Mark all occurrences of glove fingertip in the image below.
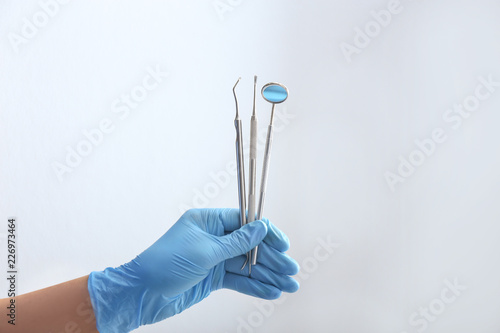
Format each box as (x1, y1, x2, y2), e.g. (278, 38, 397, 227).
(268, 289, 282, 300)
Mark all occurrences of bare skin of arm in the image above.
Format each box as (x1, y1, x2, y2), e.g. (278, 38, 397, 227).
(0, 275, 98, 333)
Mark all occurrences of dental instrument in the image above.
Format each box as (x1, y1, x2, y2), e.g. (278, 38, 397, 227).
(250, 82, 289, 266)
(233, 77, 248, 245)
(246, 75, 258, 273)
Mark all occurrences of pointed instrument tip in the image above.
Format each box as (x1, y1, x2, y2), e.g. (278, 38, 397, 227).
(233, 77, 241, 91)
(233, 77, 241, 117)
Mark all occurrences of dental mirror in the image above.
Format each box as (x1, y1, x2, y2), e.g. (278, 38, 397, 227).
(250, 81, 289, 267)
(261, 83, 289, 104)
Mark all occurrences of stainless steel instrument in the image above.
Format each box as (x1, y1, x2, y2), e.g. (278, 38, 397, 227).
(231, 78, 289, 272)
(250, 82, 288, 266)
(233, 78, 247, 232)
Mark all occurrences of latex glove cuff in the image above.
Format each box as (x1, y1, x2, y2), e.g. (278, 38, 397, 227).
(88, 264, 144, 333)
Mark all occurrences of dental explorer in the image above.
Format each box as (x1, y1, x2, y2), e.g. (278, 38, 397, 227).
(250, 82, 289, 266)
(233, 77, 248, 250)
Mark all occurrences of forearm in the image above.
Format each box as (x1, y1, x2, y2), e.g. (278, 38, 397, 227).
(0, 275, 98, 333)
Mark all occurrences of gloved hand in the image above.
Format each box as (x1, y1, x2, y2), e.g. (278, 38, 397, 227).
(88, 208, 300, 333)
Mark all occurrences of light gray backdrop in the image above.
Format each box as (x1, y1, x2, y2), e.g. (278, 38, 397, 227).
(1, 0, 500, 332)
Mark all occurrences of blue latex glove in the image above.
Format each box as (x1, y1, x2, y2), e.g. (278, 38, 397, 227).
(88, 208, 300, 333)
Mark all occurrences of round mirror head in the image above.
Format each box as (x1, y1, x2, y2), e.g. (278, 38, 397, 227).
(261, 83, 288, 104)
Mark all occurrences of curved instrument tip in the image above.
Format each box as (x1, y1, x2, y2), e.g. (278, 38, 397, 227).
(233, 77, 241, 91)
(233, 77, 241, 117)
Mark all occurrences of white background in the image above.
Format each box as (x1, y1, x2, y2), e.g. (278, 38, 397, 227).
(1, 0, 500, 332)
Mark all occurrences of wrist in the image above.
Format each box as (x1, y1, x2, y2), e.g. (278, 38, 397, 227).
(88, 264, 144, 333)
